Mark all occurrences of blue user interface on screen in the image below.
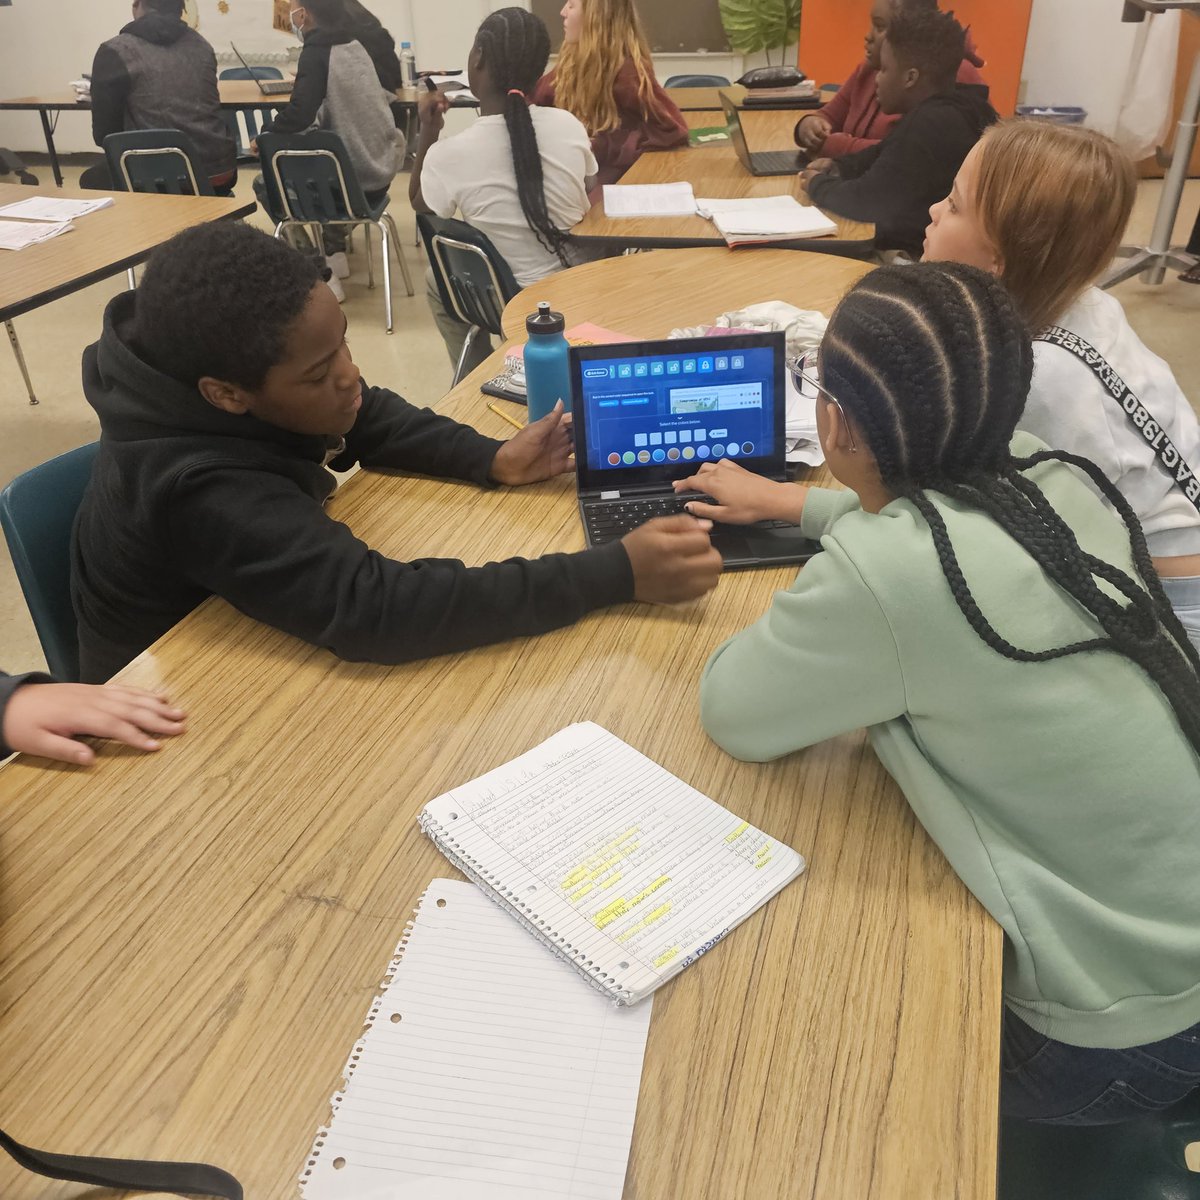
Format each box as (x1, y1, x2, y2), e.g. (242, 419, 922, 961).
(581, 346, 776, 471)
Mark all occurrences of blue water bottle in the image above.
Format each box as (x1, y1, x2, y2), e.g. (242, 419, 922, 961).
(524, 301, 572, 423)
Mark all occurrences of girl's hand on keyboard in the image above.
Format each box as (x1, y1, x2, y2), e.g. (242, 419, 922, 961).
(673, 460, 807, 525)
(623, 516, 722, 604)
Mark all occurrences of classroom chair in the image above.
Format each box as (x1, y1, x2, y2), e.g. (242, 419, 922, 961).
(103, 129, 224, 197)
(416, 213, 520, 386)
(1, 147, 39, 405)
(0, 442, 100, 682)
(664, 73, 731, 88)
(998, 1088, 1200, 1200)
(258, 130, 415, 334)
(218, 65, 283, 161)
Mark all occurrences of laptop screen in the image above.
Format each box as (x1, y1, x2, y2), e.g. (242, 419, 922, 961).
(571, 332, 786, 492)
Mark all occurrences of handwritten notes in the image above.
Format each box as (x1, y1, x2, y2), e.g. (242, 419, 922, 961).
(300, 880, 651, 1200)
(420, 723, 806, 1003)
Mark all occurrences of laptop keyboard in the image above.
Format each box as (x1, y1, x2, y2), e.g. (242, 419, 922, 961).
(753, 150, 804, 173)
(584, 494, 796, 544)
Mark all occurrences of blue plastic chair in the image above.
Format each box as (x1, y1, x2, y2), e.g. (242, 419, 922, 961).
(0, 443, 100, 681)
(258, 130, 414, 331)
(219, 65, 284, 159)
(103, 129, 217, 196)
(664, 73, 731, 88)
(416, 213, 520, 385)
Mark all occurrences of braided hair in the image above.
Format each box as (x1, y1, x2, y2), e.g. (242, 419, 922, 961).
(821, 261, 1200, 751)
(474, 8, 572, 267)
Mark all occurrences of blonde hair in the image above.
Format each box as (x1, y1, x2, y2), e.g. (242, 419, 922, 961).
(973, 119, 1136, 332)
(554, 0, 665, 134)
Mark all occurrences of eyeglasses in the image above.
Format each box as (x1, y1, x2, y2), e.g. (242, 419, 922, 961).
(788, 352, 857, 452)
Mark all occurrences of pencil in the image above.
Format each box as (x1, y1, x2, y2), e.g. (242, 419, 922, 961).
(487, 402, 525, 431)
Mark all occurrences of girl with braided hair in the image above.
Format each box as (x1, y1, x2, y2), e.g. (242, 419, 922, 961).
(410, 8, 596, 374)
(531, 0, 687, 188)
(694, 262, 1200, 1124)
(922, 118, 1200, 651)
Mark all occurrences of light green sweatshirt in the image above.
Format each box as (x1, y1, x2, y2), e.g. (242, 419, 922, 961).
(700, 433, 1200, 1050)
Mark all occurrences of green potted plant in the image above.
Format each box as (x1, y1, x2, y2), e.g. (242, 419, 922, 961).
(718, 0, 802, 67)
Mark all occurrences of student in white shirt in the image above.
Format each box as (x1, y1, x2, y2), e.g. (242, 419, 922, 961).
(923, 119, 1200, 649)
(410, 7, 597, 376)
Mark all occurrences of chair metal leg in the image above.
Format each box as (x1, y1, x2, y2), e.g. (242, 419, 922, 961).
(383, 211, 415, 297)
(451, 327, 481, 387)
(5, 321, 38, 405)
(126, 267, 137, 289)
(378, 219, 394, 334)
(365, 221, 376, 291)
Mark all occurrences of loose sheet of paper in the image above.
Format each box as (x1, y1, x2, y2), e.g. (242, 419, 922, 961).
(300, 879, 651, 1200)
(602, 182, 697, 218)
(0, 219, 73, 251)
(0, 195, 114, 222)
(422, 723, 805, 1002)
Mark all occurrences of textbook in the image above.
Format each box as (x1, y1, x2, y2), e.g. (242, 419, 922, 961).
(419, 723, 806, 1005)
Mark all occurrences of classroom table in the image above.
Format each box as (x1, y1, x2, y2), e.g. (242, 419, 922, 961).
(0, 245, 1002, 1199)
(572, 109, 874, 256)
(664, 84, 747, 111)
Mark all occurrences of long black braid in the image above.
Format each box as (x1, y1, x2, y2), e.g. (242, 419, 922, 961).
(821, 261, 1200, 753)
(474, 8, 572, 267)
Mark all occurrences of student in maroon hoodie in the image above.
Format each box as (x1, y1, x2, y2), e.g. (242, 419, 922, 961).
(794, 0, 986, 161)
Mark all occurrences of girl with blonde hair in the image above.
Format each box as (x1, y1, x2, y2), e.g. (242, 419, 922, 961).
(531, 0, 687, 188)
(921, 118, 1200, 649)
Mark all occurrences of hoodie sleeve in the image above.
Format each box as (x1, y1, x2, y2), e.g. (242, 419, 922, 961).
(0, 670, 55, 758)
(263, 42, 329, 135)
(165, 467, 635, 666)
(90, 42, 131, 149)
(332, 386, 503, 485)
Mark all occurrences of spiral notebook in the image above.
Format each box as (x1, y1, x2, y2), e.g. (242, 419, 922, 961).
(418, 722, 806, 1005)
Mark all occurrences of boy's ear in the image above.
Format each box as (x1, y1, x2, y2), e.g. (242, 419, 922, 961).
(197, 376, 250, 416)
(903, 65, 920, 91)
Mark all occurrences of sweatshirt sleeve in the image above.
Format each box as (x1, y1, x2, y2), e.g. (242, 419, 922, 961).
(263, 43, 329, 135)
(807, 116, 925, 223)
(165, 467, 634, 666)
(0, 670, 55, 758)
(821, 129, 886, 159)
(699, 536, 906, 762)
(89, 43, 131, 149)
(333, 386, 503, 485)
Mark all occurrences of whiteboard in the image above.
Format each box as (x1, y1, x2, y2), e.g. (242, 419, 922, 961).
(531, 0, 731, 53)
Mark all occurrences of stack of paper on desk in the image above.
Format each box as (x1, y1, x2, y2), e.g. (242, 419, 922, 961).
(696, 196, 837, 246)
(0, 194, 114, 222)
(0, 219, 73, 252)
(602, 182, 697, 218)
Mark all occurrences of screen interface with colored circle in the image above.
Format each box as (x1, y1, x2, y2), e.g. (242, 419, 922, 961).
(579, 345, 777, 473)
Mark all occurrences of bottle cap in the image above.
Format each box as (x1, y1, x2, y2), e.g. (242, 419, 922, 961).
(526, 300, 565, 335)
(401, 41, 412, 48)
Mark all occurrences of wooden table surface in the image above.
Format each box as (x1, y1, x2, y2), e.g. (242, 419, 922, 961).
(572, 110, 873, 252)
(0, 252, 1001, 1200)
(0, 183, 255, 322)
(0, 82, 295, 112)
(665, 84, 747, 111)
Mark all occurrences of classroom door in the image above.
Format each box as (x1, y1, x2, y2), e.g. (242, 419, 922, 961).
(798, 0, 1034, 116)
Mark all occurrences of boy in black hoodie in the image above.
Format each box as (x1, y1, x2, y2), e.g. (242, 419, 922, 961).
(804, 6, 996, 259)
(71, 222, 721, 684)
(82, 0, 235, 192)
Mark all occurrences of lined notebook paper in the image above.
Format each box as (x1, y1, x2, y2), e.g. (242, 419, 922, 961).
(300, 879, 651, 1200)
(420, 723, 806, 1005)
(601, 182, 697, 218)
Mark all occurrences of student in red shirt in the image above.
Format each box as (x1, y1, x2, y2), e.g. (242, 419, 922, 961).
(795, 0, 986, 161)
(531, 0, 687, 189)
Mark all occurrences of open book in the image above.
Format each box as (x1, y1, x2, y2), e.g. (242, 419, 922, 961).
(419, 723, 806, 1005)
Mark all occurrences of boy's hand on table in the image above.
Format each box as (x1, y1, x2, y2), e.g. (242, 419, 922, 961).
(3, 683, 187, 766)
(623, 515, 723, 604)
(800, 158, 833, 192)
(490, 401, 574, 485)
(674, 460, 808, 525)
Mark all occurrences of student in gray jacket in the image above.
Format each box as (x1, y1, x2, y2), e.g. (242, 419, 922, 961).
(82, 0, 236, 192)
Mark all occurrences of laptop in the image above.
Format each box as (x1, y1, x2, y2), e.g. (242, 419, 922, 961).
(720, 91, 805, 176)
(230, 44, 292, 95)
(570, 332, 820, 570)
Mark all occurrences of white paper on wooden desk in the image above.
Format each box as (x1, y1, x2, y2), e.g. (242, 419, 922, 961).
(0, 195, 113, 222)
(299, 878, 652, 1200)
(0, 218, 73, 251)
(602, 182, 697, 218)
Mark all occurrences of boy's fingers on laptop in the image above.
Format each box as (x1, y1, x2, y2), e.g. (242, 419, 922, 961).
(623, 516, 723, 604)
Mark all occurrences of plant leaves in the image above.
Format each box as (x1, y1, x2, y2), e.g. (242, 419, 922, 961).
(717, 0, 802, 55)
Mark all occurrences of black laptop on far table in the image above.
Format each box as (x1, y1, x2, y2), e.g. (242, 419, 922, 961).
(230, 44, 292, 95)
(570, 332, 820, 569)
(720, 91, 805, 176)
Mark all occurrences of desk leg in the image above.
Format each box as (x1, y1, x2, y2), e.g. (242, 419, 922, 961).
(39, 110, 64, 188)
(6, 322, 39, 406)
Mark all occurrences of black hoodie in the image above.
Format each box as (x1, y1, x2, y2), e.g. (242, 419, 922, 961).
(71, 292, 634, 684)
(808, 88, 997, 257)
(90, 13, 236, 179)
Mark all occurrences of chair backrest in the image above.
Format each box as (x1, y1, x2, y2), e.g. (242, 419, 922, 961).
(664, 73, 731, 88)
(416, 213, 520, 338)
(219, 65, 285, 81)
(257, 131, 371, 224)
(0, 443, 100, 682)
(103, 129, 215, 196)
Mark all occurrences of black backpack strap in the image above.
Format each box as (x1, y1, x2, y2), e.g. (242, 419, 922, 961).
(0, 1126, 242, 1199)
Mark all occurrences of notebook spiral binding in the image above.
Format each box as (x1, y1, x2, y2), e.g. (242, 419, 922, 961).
(418, 812, 635, 1005)
(297, 903, 422, 1194)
